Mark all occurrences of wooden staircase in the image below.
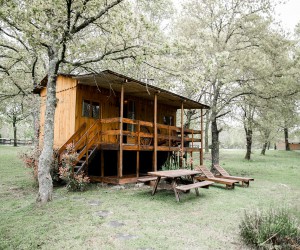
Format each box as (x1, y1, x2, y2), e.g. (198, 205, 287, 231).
(58, 120, 101, 175)
(73, 146, 98, 174)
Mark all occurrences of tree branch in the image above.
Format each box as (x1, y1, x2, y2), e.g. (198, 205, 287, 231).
(70, 0, 124, 34)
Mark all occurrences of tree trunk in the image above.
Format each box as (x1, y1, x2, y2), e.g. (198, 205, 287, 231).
(33, 109, 40, 149)
(261, 142, 267, 155)
(184, 109, 193, 129)
(37, 57, 59, 204)
(13, 116, 17, 147)
(211, 117, 219, 166)
(205, 111, 210, 153)
(267, 141, 270, 150)
(244, 128, 252, 160)
(284, 127, 290, 151)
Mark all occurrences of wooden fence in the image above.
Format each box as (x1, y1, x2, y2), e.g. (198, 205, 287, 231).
(0, 138, 33, 146)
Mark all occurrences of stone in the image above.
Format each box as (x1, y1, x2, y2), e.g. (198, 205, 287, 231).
(108, 221, 125, 227)
(115, 233, 138, 240)
(95, 210, 112, 218)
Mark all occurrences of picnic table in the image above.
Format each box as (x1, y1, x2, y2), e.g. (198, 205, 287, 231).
(147, 169, 213, 202)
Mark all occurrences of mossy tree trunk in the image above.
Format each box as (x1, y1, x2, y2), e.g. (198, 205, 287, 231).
(37, 53, 60, 204)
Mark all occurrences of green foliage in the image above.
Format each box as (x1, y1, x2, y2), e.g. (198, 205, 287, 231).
(240, 208, 300, 249)
(59, 143, 90, 192)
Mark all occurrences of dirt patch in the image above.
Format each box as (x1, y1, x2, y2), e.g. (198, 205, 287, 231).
(108, 221, 125, 228)
(88, 200, 102, 206)
(115, 233, 138, 240)
(95, 210, 112, 218)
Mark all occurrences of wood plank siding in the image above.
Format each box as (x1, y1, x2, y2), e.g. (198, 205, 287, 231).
(39, 76, 77, 148)
(36, 70, 209, 184)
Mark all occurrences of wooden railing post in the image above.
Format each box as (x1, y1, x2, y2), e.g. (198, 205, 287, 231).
(118, 83, 124, 178)
(180, 101, 184, 168)
(191, 129, 194, 169)
(153, 92, 158, 171)
(137, 120, 140, 177)
(200, 108, 203, 165)
(85, 134, 89, 167)
(168, 125, 171, 149)
(101, 150, 104, 178)
(137, 121, 141, 150)
(99, 119, 102, 144)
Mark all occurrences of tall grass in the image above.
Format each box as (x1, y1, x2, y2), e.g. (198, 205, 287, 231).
(240, 208, 300, 249)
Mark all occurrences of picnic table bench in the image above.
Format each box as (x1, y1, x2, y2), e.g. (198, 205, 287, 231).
(147, 169, 213, 202)
(137, 176, 166, 183)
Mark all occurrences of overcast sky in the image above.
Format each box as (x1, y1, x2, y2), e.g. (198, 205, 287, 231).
(275, 0, 300, 32)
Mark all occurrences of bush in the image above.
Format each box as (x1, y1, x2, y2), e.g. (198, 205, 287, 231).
(20, 148, 61, 184)
(19, 147, 41, 183)
(240, 208, 300, 249)
(59, 143, 90, 191)
(20, 147, 62, 185)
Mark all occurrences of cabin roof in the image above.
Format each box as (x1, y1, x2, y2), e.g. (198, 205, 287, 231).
(34, 70, 209, 109)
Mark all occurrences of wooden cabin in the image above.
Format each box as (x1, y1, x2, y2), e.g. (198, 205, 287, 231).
(276, 142, 300, 150)
(34, 70, 209, 184)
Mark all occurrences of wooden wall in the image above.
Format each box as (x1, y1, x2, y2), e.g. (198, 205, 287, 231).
(123, 95, 177, 124)
(75, 85, 119, 131)
(277, 142, 300, 150)
(75, 85, 177, 139)
(39, 75, 77, 148)
(40, 78, 178, 148)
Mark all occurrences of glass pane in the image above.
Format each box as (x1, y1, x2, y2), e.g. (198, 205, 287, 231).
(92, 102, 100, 119)
(82, 100, 91, 117)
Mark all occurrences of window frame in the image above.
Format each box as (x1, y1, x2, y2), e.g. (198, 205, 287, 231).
(82, 99, 100, 119)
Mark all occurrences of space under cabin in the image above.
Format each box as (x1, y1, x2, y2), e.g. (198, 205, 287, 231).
(34, 70, 209, 184)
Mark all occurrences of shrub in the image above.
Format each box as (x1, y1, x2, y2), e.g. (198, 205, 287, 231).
(240, 208, 300, 249)
(59, 143, 90, 191)
(19, 147, 41, 183)
(20, 147, 61, 184)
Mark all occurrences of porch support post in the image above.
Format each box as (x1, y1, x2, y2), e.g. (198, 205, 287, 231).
(153, 92, 158, 171)
(200, 108, 203, 165)
(118, 83, 124, 178)
(136, 151, 140, 177)
(101, 150, 104, 178)
(180, 101, 184, 168)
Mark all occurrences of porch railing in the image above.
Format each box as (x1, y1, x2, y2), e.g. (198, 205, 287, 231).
(99, 117, 202, 149)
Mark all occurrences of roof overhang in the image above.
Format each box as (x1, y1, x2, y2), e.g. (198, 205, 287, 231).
(34, 70, 210, 110)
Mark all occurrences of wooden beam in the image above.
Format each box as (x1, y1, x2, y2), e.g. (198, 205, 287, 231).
(153, 92, 158, 171)
(200, 108, 203, 165)
(136, 151, 140, 177)
(101, 150, 104, 178)
(180, 102, 184, 168)
(118, 84, 124, 178)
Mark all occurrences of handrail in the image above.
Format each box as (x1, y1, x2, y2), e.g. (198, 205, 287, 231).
(59, 116, 202, 175)
(73, 119, 100, 150)
(58, 122, 87, 157)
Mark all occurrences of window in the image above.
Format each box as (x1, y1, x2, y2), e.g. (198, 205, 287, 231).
(82, 100, 91, 117)
(92, 102, 100, 119)
(163, 116, 174, 126)
(82, 99, 100, 118)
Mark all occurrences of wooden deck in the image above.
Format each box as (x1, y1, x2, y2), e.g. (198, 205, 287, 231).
(89, 175, 139, 184)
(59, 116, 204, 184)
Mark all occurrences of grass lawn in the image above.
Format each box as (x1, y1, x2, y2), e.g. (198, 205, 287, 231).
(0, 146, 299, 250)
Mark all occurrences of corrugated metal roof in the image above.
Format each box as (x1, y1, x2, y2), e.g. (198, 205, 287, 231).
(34, 69, 209, 109)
